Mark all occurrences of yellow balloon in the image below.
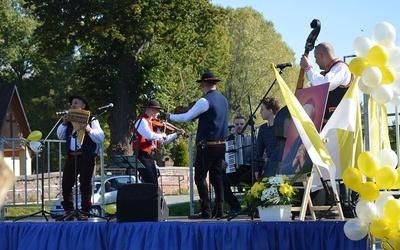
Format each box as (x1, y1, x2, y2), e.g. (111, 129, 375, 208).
(380, 66, 396, 84)
(358, 151, 380, 178)
(342, 168, 363, 192)
(349, 57, 369, 76)
(376, 166, 398, 189)
(360, 182, 380, 201)
(368, 45, 389, 67)
(383, 199, 400, 222)
(105, 204, 117, 214)
(370, 218, 391, 239)
(27, 130, 42, 141)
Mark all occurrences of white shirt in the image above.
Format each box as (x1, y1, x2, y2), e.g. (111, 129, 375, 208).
(169, 98, 209, 122)
(306, 62, 352, 91)
(134, 118, 178, 145)
(57, 118, 104, 151)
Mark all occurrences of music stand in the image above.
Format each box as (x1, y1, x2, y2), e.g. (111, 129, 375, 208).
(111, 155, 145, 182)
(108, 155, 145, 221)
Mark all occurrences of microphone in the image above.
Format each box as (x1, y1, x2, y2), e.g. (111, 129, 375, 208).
(144, 86, 161, 99)
(98, 103, 114, 110)
(56, 111, 68, 115)
(275, 62, 293, 69)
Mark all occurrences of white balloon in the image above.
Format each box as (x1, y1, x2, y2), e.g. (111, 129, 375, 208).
(361, 66, 382, 87)
(358, 78, 375, 94)
(391, 72, 400, 92)
(372, 22, 396, 48)
(388, 94, 400, 107)
(29, 141, 42, 153)
(378, 148, 398, 168)
(353, 36, 374, 57)
(372, 84, 393, 104)
(375, 192, 395, 218)
(388, 46, 400, 69)
(356, 200, 377, 223)
(343, 218, 369, 241)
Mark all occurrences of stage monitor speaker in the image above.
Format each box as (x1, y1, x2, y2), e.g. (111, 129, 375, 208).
(116, 183, 169, 222)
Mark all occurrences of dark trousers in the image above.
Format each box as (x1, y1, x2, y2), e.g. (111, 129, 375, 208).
(223, 165, 251, 209)
(137, 151, 158, 186)
(194, 144, 225, 216)
(62, 154, 95, 212)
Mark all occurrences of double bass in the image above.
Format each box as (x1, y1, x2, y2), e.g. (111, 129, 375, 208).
(274, 19, 321, 172)
(296, 19, 321, 90)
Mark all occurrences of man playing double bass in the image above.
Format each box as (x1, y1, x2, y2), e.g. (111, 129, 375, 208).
(300, 42, 353, 125)
(300, 42, 355, 218)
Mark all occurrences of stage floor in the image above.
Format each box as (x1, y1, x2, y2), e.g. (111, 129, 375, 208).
(0, 215, 368, 250)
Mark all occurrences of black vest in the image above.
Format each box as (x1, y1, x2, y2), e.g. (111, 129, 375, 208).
(65, 114, 98, 158)
(196, 90, 228, 142)
(323, 60, 353, 123)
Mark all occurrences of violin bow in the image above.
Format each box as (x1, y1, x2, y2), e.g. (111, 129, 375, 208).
(296, 19, 321, 90)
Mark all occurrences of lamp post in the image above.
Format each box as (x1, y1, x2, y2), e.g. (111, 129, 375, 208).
(343, 54, 356, 63)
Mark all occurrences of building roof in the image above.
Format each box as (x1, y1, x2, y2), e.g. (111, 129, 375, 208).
(0, 83, 31, 139)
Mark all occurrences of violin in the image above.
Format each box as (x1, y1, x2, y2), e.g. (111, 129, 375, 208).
(151, 118, 175, 132)
(174, 101, 196, 114)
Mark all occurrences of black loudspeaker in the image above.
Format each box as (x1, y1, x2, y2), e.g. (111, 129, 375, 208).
(116, 183, 169, 222)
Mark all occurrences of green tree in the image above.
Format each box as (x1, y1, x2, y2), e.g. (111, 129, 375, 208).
(23, 0, 230, 157)
(223, 7, 298, 125)
(172, 138, 190, 167)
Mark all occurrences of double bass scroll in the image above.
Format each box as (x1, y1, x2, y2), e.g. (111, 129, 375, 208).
(296, 19, 321, 90)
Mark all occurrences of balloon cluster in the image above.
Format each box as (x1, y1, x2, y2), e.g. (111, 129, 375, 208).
(349, 22, 400, 105)
(27, 130, 43, 153)
(342, 148, 400, 247)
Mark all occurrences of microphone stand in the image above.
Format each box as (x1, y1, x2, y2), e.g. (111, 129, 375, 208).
(14, 117, 64, 222)
(226, 67, 288, 221)
(57, 108, 109, 221)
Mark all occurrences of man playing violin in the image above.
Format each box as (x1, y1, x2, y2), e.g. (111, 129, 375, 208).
(166, 72, 228, 219)
(132, 99, 184, 186)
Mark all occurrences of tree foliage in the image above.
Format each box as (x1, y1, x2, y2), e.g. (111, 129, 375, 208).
(223, 7, 298, 125)
(23, 0, 230, 157)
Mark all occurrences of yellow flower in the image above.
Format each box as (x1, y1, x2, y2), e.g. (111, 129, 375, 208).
(250, 182, 265, 198)
(279, 183, 293, 196)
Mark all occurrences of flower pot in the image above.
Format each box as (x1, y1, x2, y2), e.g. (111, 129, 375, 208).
(258, 205, 292, 221)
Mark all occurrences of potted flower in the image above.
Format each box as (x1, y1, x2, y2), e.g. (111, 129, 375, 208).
(245, 175, 298, 221)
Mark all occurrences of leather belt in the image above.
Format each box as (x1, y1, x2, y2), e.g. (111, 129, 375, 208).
(139, 150, 156, 156)
(197, 140, 226, 146)
(68, 150, 82, 156)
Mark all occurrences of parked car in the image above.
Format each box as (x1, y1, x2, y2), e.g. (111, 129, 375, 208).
(50, 175, 140, 219)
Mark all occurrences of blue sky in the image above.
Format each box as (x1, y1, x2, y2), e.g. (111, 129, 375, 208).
(212, 0, 400, 62)
(212, 0, 400, 117)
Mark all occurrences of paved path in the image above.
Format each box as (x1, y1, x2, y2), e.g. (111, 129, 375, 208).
(164, 194, 199, 205)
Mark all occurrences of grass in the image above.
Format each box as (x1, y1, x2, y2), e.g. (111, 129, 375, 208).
(2, 194, 246, 219)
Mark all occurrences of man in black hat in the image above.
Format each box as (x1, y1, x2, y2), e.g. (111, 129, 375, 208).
(166, 72, 228, 219)
(132, 99, 184, 185)
(56, 95, 105, 221)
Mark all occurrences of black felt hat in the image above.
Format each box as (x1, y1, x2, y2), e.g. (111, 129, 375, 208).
(69, 95, 90, 110)
(147, 100, 162, 109)
(196, 72, 221, 83)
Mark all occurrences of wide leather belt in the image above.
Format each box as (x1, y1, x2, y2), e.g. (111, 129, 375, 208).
(68, 150, 82, 156)
(197, 140, 226, 146)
